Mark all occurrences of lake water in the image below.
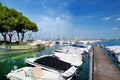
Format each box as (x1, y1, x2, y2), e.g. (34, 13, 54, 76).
(1, 40, 120, 80)
(0, 44, 89, 80)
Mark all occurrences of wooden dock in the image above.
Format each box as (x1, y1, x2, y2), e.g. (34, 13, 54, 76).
(93, 46, 120, 80)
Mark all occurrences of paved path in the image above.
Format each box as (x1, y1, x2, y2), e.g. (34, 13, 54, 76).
(93, 46, 120, 80)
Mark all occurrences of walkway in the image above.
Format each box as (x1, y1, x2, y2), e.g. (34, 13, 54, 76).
(93, 46, 120, 80)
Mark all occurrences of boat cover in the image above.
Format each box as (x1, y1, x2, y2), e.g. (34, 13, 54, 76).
(34, 56, 72, 71)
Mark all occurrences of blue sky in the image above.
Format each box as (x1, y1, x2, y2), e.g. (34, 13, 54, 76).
(0, 0, 120, 39)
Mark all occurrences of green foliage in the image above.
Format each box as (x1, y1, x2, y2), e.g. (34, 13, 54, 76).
(0, 2, 38, 44)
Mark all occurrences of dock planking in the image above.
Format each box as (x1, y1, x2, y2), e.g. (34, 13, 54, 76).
(93, 46, 120, 80)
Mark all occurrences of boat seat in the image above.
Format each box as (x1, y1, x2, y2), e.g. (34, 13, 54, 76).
(31, 66, 44, 79)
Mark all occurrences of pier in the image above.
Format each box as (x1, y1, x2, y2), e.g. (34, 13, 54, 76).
(93, 46, 120, 80)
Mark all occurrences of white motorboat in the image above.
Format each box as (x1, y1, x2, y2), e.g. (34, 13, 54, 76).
(112, 49, 120, 57)
(71, 44, 91, 53)
(53, 51, 83, 67)
(52, 45, 90, 67)
(117, 55, 120, 63)
(105, 46, 120, 63)
(105, 46, 120, 52)
(7, 66, 64, 80)
(25, 55, 77, 80)
(55, 46, 87, 54)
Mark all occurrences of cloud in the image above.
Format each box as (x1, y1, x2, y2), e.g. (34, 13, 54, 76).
(116, 17, 120, 21)
(102, 17, 111, 20)
(112, 27, 118, 30)
(29, 14, 73, 39)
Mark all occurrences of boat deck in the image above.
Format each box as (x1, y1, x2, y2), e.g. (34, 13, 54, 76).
(93, 46, 120, 80)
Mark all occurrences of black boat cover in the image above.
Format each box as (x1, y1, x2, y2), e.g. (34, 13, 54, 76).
(34, 56, 72, 71)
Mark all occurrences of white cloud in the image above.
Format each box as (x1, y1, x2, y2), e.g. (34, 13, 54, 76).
(30, 14, 73, 39)
(102, 17, 111, 20)
(116, 17, 120, 21)
(112, 27, 118, 30)
(56, 17, 61, 24)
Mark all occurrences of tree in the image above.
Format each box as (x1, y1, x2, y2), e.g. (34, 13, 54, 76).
(0, 3, 9, 44)
(20, 18, 38, 42)
(16, 15, 38, 42)
(7, 17, 17, 43)
(7, 8, 19, 43)
(0, 2, 38, 44)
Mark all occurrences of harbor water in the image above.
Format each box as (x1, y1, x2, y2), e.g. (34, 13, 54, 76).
(1, 40, 120, 80)
(0, 44, 89, 80)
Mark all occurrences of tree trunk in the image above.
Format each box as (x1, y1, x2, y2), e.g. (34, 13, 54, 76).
(1, 32, 7, 45)
(4, 34, 7, 45)
(17, 32, 20, 42)
(10, 36, 12, 43)
(21, 30, 27, 43)
(8, 32, 15, 43)
(8, 34, 12, 43)
(21, 32, 24, 42)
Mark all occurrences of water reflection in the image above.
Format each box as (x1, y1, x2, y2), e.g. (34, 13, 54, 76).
(0, 44, 89, 80)
(0, 51, 38, 80)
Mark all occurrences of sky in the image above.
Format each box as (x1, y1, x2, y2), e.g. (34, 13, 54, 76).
(0, 0, 120, 40)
